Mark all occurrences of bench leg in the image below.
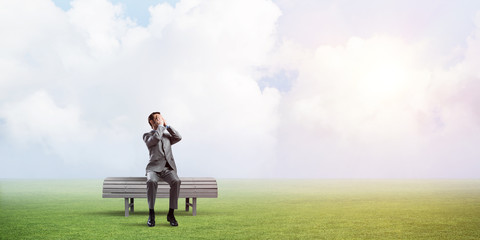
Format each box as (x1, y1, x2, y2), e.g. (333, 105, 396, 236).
(192, 197, 197, 216)
(124, 198, 129, 217)
(124, 198, 134, 217)
(130, 198, 134, 213)
(184, 198, 196, 216)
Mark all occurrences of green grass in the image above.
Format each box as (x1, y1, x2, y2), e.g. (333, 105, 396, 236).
(1, 179, 479, 239)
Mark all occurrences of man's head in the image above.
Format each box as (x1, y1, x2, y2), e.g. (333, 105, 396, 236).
(148, 112, 161, 128)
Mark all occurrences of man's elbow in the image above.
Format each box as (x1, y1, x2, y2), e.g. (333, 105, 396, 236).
(172, 135, 182, 144)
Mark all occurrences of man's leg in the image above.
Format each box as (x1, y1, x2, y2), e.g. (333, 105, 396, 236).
(159, 169, 181, 226)
(146, 171, 160, 227)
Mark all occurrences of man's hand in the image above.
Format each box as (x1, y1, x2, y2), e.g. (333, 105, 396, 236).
(161, 115, 167, 127)
(153, 114, 164, 129)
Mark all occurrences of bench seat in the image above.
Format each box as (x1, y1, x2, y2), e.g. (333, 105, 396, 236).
(102, 177, 218, 216)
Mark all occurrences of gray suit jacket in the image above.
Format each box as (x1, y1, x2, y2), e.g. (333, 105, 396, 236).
(143, 125, 182, 174)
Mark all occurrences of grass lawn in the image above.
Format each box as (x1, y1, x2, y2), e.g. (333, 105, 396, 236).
(1, 179, 479, 239)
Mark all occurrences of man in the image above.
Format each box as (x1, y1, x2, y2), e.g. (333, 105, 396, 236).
(143, 112, 182, 227)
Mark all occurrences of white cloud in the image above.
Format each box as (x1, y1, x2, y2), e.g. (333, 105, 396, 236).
(0, 0, 282, 178)
(1, 0, 479, 178)
(271, 29, 480, 178)
(1, 90, 88, 146)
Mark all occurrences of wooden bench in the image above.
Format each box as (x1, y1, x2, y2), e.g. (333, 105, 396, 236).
(102, 177, 218, 217)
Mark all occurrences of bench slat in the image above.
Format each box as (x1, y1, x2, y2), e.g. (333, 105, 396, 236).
(103, 187, 218, 191)
(103, 181, 217, 185)
(103, 188, 218, 193)
(102, 193, 217, 198)
(103, 185, 217, 190)
(104, 177, 216, 181)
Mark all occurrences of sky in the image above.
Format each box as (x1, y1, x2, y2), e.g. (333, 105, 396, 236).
(1, 0, 480, 179)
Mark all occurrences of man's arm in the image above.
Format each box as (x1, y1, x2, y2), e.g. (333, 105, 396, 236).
(161, 116, 181, 145)
(143, 126, 167, 148)
(166, 126, 182, 145)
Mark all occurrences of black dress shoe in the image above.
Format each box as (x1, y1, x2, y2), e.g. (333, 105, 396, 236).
(167, 215, 178, 227)
(147, 212, 155, 227)
(147, 217, 155, 227)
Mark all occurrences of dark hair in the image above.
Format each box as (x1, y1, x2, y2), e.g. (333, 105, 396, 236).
(148, 112, 160, 127)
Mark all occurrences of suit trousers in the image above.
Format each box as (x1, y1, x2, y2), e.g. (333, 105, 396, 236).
(146, 168, 181, 210)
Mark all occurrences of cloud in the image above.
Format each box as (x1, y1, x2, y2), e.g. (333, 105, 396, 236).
(0, 0, 282, 178)
(270, 27, 480, 178)
(1, 0, 480, 178)
(1, 90, 88, 149)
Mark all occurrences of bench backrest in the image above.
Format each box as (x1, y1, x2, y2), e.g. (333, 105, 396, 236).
(102, 177, 218, 198)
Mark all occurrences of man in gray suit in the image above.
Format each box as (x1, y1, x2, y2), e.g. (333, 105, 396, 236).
(143, 112, 182, 227)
